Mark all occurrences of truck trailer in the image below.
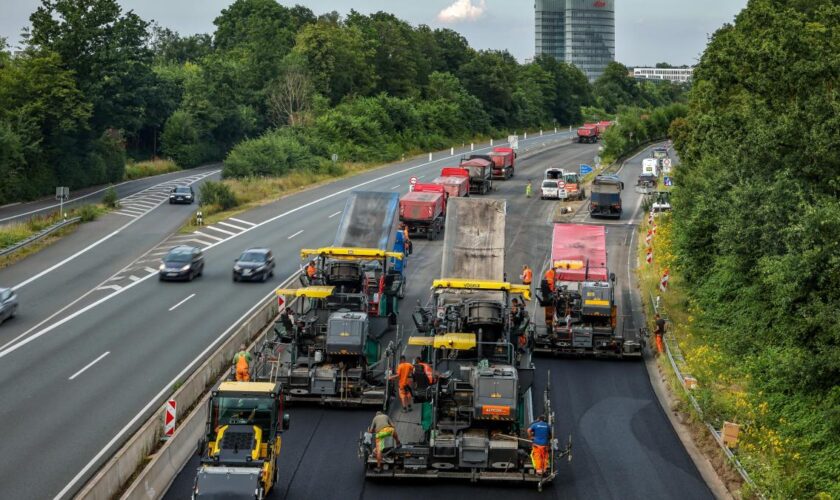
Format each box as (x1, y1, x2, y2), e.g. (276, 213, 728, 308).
(576, 124, 599, 144)
(589, 175, 623, 218)
(400, 183, 446, 240)
(489, 147, 516, 179)
(459, 157, 494, 195)
(533, 224, 642, 358)
(432, 167, 470, 199)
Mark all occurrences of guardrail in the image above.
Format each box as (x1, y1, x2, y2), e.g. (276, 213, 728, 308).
(649, 291, 764, 499)
(0, 216, 81, 258)
(74, 273, 299, 500)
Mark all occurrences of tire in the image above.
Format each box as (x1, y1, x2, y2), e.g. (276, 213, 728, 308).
(398, 281, 406, 299)
(233, 273, 239, 282)
(187, 270, 194, 282)
(261, 271, 268, 282)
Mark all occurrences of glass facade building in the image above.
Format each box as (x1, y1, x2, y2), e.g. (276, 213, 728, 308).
(535, 0, 615, 82)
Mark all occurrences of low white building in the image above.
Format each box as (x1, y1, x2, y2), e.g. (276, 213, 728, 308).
(633, 67, 693, 83)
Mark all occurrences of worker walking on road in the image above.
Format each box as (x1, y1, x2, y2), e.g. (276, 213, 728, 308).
(544, 266, 557, 293)
(233, 344, 251, 382)
(368, 411, 400, 472)
(520, 265, 533, 286)
(526, 180, 533, 198)
(653, 313, 666, 354)
(528, 415, 551, 476)
(390, 355, 414, 412)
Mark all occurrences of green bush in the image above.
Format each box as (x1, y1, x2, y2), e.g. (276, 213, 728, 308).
(76, 205, 100, 222)
(223, 129, 320, 178)
(199, 181, 238, 210)
(102, 186, 119, 208)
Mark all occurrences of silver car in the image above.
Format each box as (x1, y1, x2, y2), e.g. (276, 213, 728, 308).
(0, 287, 18, 324)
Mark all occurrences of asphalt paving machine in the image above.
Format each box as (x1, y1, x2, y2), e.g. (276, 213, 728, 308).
(192, 381, 290, 499)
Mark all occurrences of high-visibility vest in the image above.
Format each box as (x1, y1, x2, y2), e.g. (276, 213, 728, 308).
(523, 268, 533, 284)
(306, 265, 317, 278)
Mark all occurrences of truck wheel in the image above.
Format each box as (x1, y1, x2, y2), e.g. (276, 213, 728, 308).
(427, 228, 435, 241)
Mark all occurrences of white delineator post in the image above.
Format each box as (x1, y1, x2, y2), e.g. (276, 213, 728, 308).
(428, 152, 432, 161)
(450, 147, 454, 156)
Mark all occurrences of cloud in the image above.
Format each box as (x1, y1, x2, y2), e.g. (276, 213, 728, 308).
(437, 0, 487, 23)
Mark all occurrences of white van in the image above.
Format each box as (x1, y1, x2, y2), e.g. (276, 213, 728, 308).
(541, 179, 560, 199)
(642, 158, 659, 177)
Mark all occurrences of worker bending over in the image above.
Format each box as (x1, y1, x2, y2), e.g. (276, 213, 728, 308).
(233, 344, 251, 382)
(528, 414, 551, 476)
(520, 265, 533, 286)
(390, 355, 414, 412)
(369, 411, 400, 472)
(305, 260, 317, 283)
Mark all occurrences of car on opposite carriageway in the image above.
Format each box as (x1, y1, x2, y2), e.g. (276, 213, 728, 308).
(232, 248, 275, 282)
(159, 245, 205, 281)
(0, 287, 18, 324)
(169, 186, 195, 204)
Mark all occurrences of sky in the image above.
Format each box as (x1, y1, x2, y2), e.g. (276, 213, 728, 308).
(1, 0, 748, 66)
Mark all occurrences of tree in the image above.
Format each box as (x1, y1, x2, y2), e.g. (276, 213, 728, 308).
(534, 54, 591, 124)
(150, 26, 212, 64)
(266, 55, 314, 127)
(459, 50, 519, 128)
(433, 28, 474, 74)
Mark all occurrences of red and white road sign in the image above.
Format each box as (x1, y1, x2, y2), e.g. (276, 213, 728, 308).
(660, 269, 670, 291)
(645, 230, 652, 245)
(164, 399, 177, 437)
(646, 248, 653, 264)
(409, 176, 418, 185)
(558, 181, 566, 188)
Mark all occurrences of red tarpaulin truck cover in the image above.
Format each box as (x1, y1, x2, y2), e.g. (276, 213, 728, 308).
(433, 168, 470, 198)
(551, 223, 608, 282)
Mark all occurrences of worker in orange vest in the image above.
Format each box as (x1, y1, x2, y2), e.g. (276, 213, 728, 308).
(521, 265, 533, 285)
(544, 267, 556, 293)
(528, 415, 551, 475)
(305, 260, 317, 282)
(401, 223, 412, 256)
(389, 355, 414, 412)
(233, 344, 251, 382)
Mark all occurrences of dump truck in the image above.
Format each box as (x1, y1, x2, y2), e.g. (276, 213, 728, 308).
(533, 224, 642, 358)
(576, 124, 599, 143)
(489, 146, 516, 179)
(596, 121, 612, 134)
(433, 167, 470, 199)
(399, 183, 446, 240)
(193, 381, 290, 499)
(459, 157, 494, 195)
(359, 198, 571, 490)
(589, 175, 623, 218)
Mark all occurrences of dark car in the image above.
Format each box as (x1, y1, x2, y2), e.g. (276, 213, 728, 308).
(0, 287, 18, 324)
(169, 186, 195, 204)
(233, 248, 275, 282)
(159, 245, 204, 281)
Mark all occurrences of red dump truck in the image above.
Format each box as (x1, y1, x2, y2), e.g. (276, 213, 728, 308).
(577, 124, 599, 143)
(432, 167, 470, 199)
(459, 157, 493, 195)
(597, 121, 613, 134)
(489, 147, 515, 179)
(399, 183, 447, 240)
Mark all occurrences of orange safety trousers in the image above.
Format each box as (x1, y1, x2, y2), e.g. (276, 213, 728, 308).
(235, 356, 250, 382)
(655, 334, 664, 354)
(531, 444, 549, 474)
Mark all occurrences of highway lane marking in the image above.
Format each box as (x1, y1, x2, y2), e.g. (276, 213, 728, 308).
(417, 175, 425, 179)
(205, 225, 235, 236)
(328, 211, 342, 218)
(10, 170, 220, 292)
(1, 133, 570, 361)
(112, 211, 138, 218)
(124, 200, 157, 209)
(68, 351, 110, 381)
(229, 217, 255, 227)
(391, 184, 400, 189)
(288, 230, 304, 239)
(144, 266, 157, 274)
(218, 221, 247, 231)
(53, 284, 288, 500)
(193, 231, 224, 242)
(169, 293, 196, 312)
(128, 275, 141, 282)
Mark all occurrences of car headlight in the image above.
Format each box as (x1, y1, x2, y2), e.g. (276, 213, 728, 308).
(169, 194, 175, 198)
(180, 264, 191, 271)
(159, 264, 166, 271)
(234, 265, 241, 271)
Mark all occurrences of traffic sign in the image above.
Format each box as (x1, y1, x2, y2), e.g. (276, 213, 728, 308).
(55, 186, 69, 201)
(558, 181, 566, 188)
(507, 135, 519, 151)
(663, 158, 672, 168)
(164, 399, 176, 437)
(579, 164, 593, 175)
(409, 176, 417, 185)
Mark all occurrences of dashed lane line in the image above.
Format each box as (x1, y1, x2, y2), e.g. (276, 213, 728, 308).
(68, 352, 110, 381)
(328, 211, 342, 218)
(288, 230, 304, 239)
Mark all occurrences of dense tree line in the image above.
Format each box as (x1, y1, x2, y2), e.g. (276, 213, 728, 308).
(0, 0, 684, 203)
(670, 0, 839, 495)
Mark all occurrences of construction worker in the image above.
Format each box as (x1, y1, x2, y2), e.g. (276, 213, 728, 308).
(401, 223, 412, 256)
(233, 344, 251, 382)
(653, 313, 666, 354)
(520, 265, 533, 286)
(544, 266, 557, 293)
(305, 260, 317, 283)
(368, 411, 400, 472)
(525, 180, 533, 198)
(413, 356, 436, 396)
(528, 415, 551, 476)
(389, 355, 414, 412)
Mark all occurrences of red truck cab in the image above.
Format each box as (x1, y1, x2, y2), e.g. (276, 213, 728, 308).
(432, 167, 470, 198)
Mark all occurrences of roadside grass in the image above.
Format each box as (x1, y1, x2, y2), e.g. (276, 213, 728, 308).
(635, 213, 812, 499)
(179, 163, 376, 233)
(0, 224, 79, 269)
(124, 159, 180, 180)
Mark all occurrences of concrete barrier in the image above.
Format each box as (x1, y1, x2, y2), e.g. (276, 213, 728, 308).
(75, 290, 281, 500)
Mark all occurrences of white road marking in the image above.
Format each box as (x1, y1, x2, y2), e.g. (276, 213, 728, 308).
(128, 275, 140, 282)
(117, 208, 146, 216)
(96, 285, 122, 292)
(68, 351, 110, 380)
(288, 230, 304, 239)
(229, 217, 255, 227)
(105, 275, 123, 282)
(328, 211, 342, 218)
(169, 293, 196, 312)
(218, 221, 246, 231)
(112, 211, 137, 218)
(193, 231, 224, 242)
(144, 267, 158, 274)
(3, 133, 570, 360)
(123, 200, 157, 209)
(417, 175, 425, 180)
(205, 225, 235, 236)
(391, 184, 400, 189)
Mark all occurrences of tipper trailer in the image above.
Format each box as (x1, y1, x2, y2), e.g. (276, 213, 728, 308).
(576, 124, 599, 143)
(400, 183, 447, 240)
(433, 167, 470, 199)
(488, 147, 516, 179)
(459, 157, 494, 195)
(533, 224, 642, 358)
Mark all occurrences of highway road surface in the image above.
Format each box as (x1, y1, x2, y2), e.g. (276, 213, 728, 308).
(164, 143, 713, 500)
(0, 133, 577, 499)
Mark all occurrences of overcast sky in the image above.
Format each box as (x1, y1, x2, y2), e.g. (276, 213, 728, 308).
(1, 0, 747, 66)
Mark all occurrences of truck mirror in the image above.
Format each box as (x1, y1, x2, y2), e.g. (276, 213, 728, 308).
(283, 413, 291, 430)
(610, 273, 616, 282)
